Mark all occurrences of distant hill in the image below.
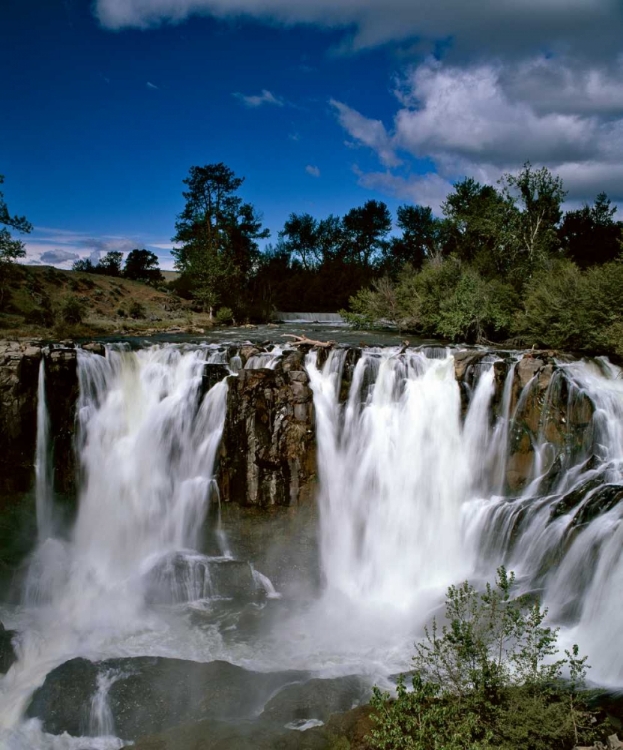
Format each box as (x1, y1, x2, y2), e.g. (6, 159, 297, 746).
(0, 265, 204, 338)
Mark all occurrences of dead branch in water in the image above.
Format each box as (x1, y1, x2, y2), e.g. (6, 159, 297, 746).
(282, 334, 336, 348)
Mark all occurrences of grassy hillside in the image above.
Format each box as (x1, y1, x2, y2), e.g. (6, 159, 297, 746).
(0, 265, 212, 339)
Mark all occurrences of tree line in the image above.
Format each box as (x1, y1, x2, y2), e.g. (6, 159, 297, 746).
(2, 162, 622, 353)
(162, 160, 623, 355)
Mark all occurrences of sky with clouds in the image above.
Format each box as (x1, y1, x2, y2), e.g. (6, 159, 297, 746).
(3, 0, 623, 269)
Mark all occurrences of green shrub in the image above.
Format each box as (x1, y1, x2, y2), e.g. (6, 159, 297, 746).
(215, 306, 234, 325)
(345, 259, 518, 342)
(128, 301, 146, 319)
(24, 307, 54, 327)
(516, 259, 623, 353)
(369, 568, 598, 750)
(60, 295, 85, 324)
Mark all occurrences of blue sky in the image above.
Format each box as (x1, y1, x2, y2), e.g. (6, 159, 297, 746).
(3, 0, 623, 269)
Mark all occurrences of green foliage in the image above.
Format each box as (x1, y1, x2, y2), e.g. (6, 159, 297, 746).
(369, 568, 597, 750)
(96, 250, 124, 277)
(171, 163, 269, 315)
(72, 258, 95, 273)
(517, 259, 623, 353)
(214, 306, 234, 325)
(0, 175, 31, 310)
(128, 301, 146, 319)
(60, 295, 85, 324)
(346, 259, 517, 343)
(123, 248, 163, 283)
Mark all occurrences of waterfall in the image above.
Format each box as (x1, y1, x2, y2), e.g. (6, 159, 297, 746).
(4, 340, 623, 749)
(0, 346, 231, 736)
(307, 346, 623, 685)
(307, 348, 490, 608)
(35, 358, 53, 541)
(88, 671, 119, 738)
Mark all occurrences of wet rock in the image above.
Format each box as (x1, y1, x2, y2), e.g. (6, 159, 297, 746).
(0, 621, 17, 674)
(45, 346, 79, 495)
(571, 484, 623, 527)
(27, 656, 309, 740)
(218, 368, 316, 508)
(145, 554, 259, 604)
(261, 675, 371, 724)
(339, 348, 362, 403)
(238, 345, 261, 366)
(453, 350, 487, 383)
(505, 354, 595, 493)
(0, 340, 43, 494)
(201, 363, 229, 394)
(549, 471, 603, 520)
(210, 558, 258, 599)
(81, 342, 106, 356)
(124, 701, 374, 750)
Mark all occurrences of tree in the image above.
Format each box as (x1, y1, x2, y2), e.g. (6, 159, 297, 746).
(342, 200, 392, 268)
(500, 163, 567, 272)
(280, 213, 321, 271)
(124, 248, 163, 283)
(559, 193, 622, 268)
(96, 250, 123, 277)
(385, 204, 445, 274)
(442, 178, 518, 277)
(72, 258, 96, 273)
(0, 175, 31, 307)
(172, 163, 268, 316)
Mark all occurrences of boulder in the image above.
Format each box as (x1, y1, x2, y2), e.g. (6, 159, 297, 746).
(27, 656, 309, 740)
(261, 675, 371, 724)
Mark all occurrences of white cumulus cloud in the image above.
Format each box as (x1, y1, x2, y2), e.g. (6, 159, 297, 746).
(305, 165, 321, 177)
(94, 0, 623, 61)
(334, 57, 623, 205)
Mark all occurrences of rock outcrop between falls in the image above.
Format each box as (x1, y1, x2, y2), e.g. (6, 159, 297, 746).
(0, 340, 603, 512)
(0, 341, 78, 499)
(218, 350, 317, 507)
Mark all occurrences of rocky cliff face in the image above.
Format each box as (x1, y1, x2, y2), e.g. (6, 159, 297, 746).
(218, 350, 317, 508)
(0, 342, 79, 501)
(0, 340, 601, 515)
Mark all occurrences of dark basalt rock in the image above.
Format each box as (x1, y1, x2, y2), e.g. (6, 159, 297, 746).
(0, 621, 17, 674)
(572, 484, 623, 527)
(218, 367, 316, 508)
(27, 656, 309, 740)
(201, 363, 229, 394)
(260, 674, 371, 724)
(0, 341, 43, 495)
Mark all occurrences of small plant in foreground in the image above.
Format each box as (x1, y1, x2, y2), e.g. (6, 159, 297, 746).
(369, 568, 598, 750)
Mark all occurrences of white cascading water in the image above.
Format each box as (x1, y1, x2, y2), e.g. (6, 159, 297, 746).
(307, 347, 623, 686)
(35, 358, 53, 541)
(308, 348, 479, 607)
(0, 345, 230, 745)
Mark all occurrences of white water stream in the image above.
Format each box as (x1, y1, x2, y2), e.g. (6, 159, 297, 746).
(2, 343, 623, 748)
